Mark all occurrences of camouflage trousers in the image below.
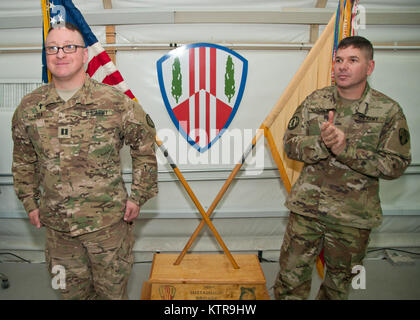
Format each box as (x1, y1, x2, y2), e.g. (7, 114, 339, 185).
(45, 219, 135, 300)
(273, 212, 370, 300)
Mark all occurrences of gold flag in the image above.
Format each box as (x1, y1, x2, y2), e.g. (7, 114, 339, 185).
(263, 14, 336, 190)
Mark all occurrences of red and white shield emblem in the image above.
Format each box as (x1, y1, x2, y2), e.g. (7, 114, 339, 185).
(157, 43, 248, 152)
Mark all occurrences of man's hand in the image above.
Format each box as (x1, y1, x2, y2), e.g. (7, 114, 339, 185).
(28, 209, 42, 228)
(321, 111, 347, 155)
(124, 200, 140, 223)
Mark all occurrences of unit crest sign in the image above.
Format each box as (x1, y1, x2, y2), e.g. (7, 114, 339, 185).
(157, 43, 248, 153)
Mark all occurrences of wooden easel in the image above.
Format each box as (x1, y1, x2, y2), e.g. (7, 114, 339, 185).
(156, 137, 241, 270)
(144, 14, 338, 299)
(141, 138, 270, 300)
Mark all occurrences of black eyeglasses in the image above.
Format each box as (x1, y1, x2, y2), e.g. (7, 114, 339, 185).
(45, 44, 85, 55)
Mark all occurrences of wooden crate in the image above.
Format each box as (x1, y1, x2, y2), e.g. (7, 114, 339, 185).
(141, 253, 270, 300)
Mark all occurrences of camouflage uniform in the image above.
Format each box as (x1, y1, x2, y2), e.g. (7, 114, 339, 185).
(12, 76, 158, 299)
(45, 219, 135, 299)
(273, 84, 411, 299)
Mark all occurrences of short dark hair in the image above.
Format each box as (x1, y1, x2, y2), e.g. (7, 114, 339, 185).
(47, 22, 86, 46)
(337, 36, 374, 60)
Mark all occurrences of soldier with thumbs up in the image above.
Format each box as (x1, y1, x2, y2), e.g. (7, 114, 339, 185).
(273, 36, 411, 300)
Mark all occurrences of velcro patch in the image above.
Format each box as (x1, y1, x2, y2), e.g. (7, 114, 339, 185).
(288, 116, 300, 130)
(146, 114, 155, 128)
(399, 128, 409, 145)
(58, 126, 71, 138)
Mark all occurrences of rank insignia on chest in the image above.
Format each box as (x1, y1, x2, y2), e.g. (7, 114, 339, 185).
(37, 104, 46, 113)
(58, 126, 71, 139)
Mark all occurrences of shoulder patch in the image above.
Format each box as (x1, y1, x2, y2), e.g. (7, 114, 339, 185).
(399, 128, 409, 145)
(146, 114, 155, 128)
(288, 116, 300, 130)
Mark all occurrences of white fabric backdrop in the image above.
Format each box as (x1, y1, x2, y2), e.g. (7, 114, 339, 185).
(0, 0, 419, 256)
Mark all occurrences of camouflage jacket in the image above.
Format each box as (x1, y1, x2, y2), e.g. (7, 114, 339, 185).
(12, 77, 158, 236)
(284, 84, 411, 229)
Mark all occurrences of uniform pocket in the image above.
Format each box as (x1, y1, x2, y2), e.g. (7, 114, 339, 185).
(61, 115, 96, 162)
(88, 113, 120, 165)
(351, 114, 385, 159)
(30, 113, 60, 159)
(306, 107, 331, 136)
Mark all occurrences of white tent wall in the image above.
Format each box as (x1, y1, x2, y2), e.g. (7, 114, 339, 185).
(0, 0, 419, 262)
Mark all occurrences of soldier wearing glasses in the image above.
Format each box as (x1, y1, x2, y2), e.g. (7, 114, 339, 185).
(11, 23, 158, 299)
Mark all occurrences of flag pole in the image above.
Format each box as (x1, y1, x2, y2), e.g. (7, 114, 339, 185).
(174, 13, 337, 267)
(41, 0, 51, 82)
(174, 128, 264, 265)
(155, 136, 239, 269)
(264, 126, 292, 193)
(262, 14, 336, 130)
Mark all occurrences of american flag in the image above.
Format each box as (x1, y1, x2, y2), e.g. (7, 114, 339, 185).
(41, 0, 135, 100)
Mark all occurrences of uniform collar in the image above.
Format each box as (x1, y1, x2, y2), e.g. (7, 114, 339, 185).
(355, 82, 372, 115)
(71, 76, 96, 105)
(42, 75, 96, 108)
(332, 82, 372, 114)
